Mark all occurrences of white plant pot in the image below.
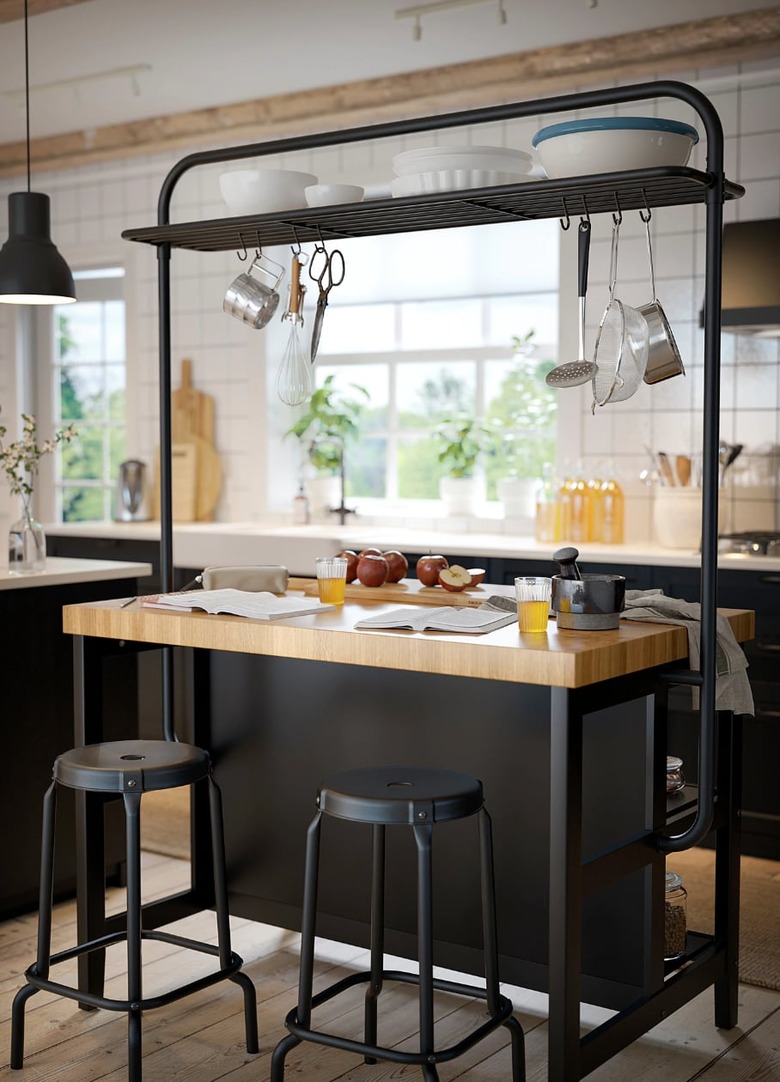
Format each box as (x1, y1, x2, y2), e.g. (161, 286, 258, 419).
(497, 477, 537, 521)
(439, 475, 484, 516)
(304, 475, 340, 521)
(653, 488, 724, 549)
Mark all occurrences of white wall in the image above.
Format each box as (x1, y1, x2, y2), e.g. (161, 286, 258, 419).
(0, 59, 778, 540)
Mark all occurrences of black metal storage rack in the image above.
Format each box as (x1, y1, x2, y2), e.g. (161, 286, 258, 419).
(123, 79, 744, 1080)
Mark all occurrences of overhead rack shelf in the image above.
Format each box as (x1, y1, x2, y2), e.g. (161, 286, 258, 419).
(122, 167, 744, 253)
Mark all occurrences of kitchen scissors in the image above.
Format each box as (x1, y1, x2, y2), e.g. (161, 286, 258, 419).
(309, 244, 345, 363)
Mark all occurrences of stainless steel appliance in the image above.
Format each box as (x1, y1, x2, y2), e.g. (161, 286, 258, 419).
(114, 459, 150, 522)
(718, 531, 780, 557)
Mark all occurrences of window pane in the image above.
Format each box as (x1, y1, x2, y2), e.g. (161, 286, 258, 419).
(58, 304, 105, 363)
(62, 426, 105, 481)
(318, 304, 395, 354)
(398, 435, 443, 499)
(61, 366, 106, 421)
(400, 299, 481, 350)
(104, 301, 126, 362)
(62, 486, 106, 522)
(488, 294, 558, 348)
(397, 362, 476, 423)
(349, 437, 386, 498)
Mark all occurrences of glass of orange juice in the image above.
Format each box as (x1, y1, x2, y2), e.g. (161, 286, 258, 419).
(316, 556, 348, 605)
(514, 576, 552, 633)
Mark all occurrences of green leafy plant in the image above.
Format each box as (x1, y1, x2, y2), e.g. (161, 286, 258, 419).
(0, 411, 76, 499)
(432, 413, 497, 479)
(285, 375, 369, 476)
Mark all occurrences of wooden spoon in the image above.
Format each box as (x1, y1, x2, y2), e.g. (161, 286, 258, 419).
(675, 454, 692, 486)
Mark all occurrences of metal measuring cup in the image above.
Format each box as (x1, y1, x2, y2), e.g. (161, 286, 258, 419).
(637, 211, 685, 385)
(223, 253, 285, 329)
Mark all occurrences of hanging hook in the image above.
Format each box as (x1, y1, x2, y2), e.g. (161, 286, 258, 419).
(236, 233, 248, 262)
(559, 198, 571, 231)
(612, 192, 623, 226)
(639, 188, 652, 223)
(580, 194, 591, 226)
(254, 231, 264, 261)
(290, 226, 302, 257)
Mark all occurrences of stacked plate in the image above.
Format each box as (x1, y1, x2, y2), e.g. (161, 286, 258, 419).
(390, 145, 536, 198)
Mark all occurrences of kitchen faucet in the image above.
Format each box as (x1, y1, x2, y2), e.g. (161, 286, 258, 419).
(327, 440, 356, 526)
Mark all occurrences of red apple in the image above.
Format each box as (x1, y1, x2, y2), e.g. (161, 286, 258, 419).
(467, 568, 486, 586)
(439, 565, 473, 592)
(383, 550, 408, 583)
(336, 549, 359, 583)
(416, 553, 448, 587)
(358, 547, 383, 558)
(356, 553, 389, 587)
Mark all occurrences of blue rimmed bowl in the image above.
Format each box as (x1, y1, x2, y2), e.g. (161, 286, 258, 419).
(531, 117, 699, 178)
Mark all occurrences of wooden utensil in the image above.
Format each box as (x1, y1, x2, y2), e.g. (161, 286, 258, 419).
(675, 454, 692, 486)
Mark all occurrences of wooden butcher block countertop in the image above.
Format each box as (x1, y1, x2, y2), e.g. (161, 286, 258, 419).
(62, 582, 753, 691)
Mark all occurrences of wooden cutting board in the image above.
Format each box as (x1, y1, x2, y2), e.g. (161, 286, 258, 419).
(165, 358, 222, 520)
(172, 358, 215, 443)
(288, 577, 516, 608)
(153, 442, 198, 522)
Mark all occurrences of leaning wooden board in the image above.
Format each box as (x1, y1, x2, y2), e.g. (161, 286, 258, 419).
(287, 576, 516, 607)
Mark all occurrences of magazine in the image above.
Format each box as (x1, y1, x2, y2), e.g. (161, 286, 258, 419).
(141, 588, 333, 620)
(354, 605, 516, 634)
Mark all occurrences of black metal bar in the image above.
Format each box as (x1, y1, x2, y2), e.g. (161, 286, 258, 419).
(548, 686, 583, 1082)
(714, 711, 742, 1028)
(297, 810, 322, 1029)
(364, 823, 385, 1063)
(124, 789, 143, 1082)
(478, 807, 501, 1016)
(208, 773, 233, 969)
(414, 821, 435, 1061)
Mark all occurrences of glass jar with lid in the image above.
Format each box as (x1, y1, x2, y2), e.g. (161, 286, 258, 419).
(664, 871, 688, 961)
(666, 755, 685, 793)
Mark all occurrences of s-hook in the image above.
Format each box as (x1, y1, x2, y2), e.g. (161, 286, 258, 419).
(639, 188, 652, 223)
(236, 233, 249, 261)
(559, 198, 571, 231)
(612, 192, 623, 226)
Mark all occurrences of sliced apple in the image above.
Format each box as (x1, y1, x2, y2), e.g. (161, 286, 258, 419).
(467, 567, 486, 586)
(438, 565, 473, 592)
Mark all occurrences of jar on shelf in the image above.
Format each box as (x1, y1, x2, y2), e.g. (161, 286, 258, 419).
(666, 755, 685, 793)
(664, 871, 688, 961)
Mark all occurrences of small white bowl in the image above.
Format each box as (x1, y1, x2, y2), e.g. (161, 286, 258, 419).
(393, 145, 533, 177)
(390, 169, 538, 197)
(532, 117, 699, 178)
(219, 168, 318, 215)
(304, 183, 364, 207)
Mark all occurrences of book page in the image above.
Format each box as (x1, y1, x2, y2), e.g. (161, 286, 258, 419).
(142, 589, 333, 620)
(354, 606, 516, 634)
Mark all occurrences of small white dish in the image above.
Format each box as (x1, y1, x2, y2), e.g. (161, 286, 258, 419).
(304, 183, 364, 207)
(393, 145, 533, 177)
(219, 168, 318, 216)
(390, 169, 539, 198)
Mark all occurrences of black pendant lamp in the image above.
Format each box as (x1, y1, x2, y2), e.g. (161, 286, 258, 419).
(0, 0, 75, 305)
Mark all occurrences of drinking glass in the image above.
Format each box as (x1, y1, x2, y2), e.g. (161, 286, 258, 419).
(515, 575, 552, 633)
(316, 556, 348, 605)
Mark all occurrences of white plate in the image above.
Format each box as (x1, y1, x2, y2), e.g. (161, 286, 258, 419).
(390, 169, 540, 197)
(393, 144, 533, 177)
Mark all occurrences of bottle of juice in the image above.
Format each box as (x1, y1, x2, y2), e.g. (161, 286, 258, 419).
(557, 465, 574, 541)
(601, 472, 625, 544)
(588, 467, 605, 541)
(535, 463, 560, 543)
(570, 464, 590, 543)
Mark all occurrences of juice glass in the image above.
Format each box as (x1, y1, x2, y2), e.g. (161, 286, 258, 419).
(315, 556, 348, 605)
(515, 576, 552, 633)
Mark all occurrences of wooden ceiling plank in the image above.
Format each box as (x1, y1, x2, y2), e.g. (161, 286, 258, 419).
(0, 6, 778, 177)
(0, 0, 91, 23)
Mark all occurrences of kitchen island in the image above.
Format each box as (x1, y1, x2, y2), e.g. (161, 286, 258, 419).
(63, 590, 752, 1081)
(1, 558, 151, 919)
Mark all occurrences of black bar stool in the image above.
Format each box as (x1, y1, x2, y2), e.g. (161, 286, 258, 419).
(10, 739, 259, 1082)
(271, 764, 525, 1081)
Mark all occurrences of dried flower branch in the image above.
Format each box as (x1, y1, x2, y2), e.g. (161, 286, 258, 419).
(0, 411, 77, 499)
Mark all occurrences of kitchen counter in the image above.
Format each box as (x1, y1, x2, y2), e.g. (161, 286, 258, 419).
(44, 521, 780, 573)
(0, 556, 152, 590)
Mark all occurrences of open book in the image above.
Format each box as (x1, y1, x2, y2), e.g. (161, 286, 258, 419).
(141, 588, 333, 620)
(354, 605, 516, 634)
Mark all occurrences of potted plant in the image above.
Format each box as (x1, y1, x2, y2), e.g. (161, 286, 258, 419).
(433, 412, 497, 515)
(285, 374, 369, 518)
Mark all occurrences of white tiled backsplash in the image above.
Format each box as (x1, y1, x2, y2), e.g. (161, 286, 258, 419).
(0, 61, 778, 541)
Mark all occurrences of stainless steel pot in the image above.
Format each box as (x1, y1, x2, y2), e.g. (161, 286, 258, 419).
(552, 573, 626, 631)
(638, 213, 685, 384)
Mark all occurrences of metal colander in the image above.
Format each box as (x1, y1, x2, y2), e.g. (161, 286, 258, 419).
(592, 216, 649, 409)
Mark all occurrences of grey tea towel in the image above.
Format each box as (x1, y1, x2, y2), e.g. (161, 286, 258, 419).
(620, 589, 754, 715)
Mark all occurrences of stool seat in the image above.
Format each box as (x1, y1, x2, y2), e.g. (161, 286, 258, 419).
(54, 739, 210, 793)
(318, 765, 484, 825)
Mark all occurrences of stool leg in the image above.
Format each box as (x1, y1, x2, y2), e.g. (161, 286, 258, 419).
(364, 823, 386, 1063)
(478, 808, 501, 1016)
(207, 773, 259, 1054)
(504, 1014, 527, 1082)
(124, 790, 143, 1082)
(413, 822, 435, 1066)
(11, 781, 57, 1069)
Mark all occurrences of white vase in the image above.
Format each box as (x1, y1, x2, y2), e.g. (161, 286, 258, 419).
(304, 475, 340, 521)
(440, 475, 484, 516)
(497, 477, 537, 521)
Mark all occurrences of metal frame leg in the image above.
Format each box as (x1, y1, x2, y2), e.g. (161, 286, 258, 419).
(364, 823, 385, 1063)
(10, 780, 58, 1069)
(548, 687, 583, 1082)
(124, 790, 143, 1082)
(714, 711, 742, 1029)
(208, 772, 259, 1053)
(413, 822, 436, 1072)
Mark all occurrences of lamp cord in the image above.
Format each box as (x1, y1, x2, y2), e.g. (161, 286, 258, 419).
(24, 0, 30, 191)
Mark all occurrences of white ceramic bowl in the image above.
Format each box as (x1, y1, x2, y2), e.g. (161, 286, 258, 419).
(304, 183, 364, 207)
(390, 169, 539, 197)
(219, 168, 318, 215)
(532, 117, 699, 178)
(393, 145, 533, 177)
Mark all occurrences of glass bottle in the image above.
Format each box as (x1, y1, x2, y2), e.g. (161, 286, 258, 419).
(600, 473, 625, 544)
(557, 467, 574, 541)
(535, 464, 560, 543)
(570, 465, 590, 543)
(588, 469, 604, 542)
(8, 495, 46, 573)
(666, 755, 685, 793)
(664, 871, 688, 961)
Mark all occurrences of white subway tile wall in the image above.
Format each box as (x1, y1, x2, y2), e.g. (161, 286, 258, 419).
(0, 62, 777, 541)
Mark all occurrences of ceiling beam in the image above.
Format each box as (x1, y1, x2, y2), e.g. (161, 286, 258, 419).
(0, 5, 778, 177)
(0, 0, 91, 22)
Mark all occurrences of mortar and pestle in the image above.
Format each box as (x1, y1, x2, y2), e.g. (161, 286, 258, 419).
(551, 546, 626, 631)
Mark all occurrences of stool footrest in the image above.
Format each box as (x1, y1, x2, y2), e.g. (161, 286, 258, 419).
(285, 969, 516, 1066)
(26, 941, 245, 1014)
